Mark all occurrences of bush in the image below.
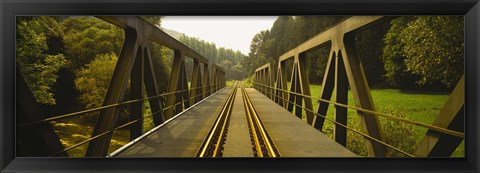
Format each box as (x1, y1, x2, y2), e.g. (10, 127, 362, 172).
(242, 75, 255, 88)
(345, 105, 419, 157)
(380, 106, 419, 157)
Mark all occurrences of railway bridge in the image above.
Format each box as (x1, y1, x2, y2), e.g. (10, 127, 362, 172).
(17, 16, 464, 158)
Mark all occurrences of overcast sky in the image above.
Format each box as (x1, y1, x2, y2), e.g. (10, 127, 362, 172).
(161, 16, 277, 55)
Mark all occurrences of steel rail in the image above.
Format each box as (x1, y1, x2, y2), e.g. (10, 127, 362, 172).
(107, 87, 226, 157)
(253, 82, 464, 138)
(197, 84, 237, 157)
(212, 87, 236, 156)
(243, 88, 264, 157)
(242, 87, 280, 157)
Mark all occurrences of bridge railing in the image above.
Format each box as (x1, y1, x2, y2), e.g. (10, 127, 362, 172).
(253, 16, 464, 157)
(17, 16, 226, 157)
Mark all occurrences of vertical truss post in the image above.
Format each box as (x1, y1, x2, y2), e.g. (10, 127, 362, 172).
(219, 70, 223, 88)
(202, 64, 210, 97)
(190, 59, 201, 105)
(342, 35, 386, 157)
(287, 61, 297, 113)
(258, 70, 262, 93)
(211, 68, 216, 92)
(297, 53, 314, 124)
(174, 60, 185, 114)
(217, 69, 220, 91)
(165, 50, 183, 120)
(276, 61, 288, 108)
(181, 60, 191, 110)
(293, 64, 302, 119)
(413, 75, 464, 157)
(334, 51, 348, 146)
(268, 66, 274, 100)
(130, 46, 144, 141)
(265, 68, 269, 96)
(261, 69, 265, 94)
(253, 71, 256, 89)
(255, 71, 261, 92)
(221, 71, 224, 88)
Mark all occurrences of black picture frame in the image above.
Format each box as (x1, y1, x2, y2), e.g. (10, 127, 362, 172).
(1, 0, 479, 172)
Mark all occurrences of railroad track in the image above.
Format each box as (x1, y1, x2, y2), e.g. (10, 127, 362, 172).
(196, 82, 280, 157)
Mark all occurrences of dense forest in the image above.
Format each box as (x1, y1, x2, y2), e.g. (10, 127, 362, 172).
(242, 16, 464, 91)
(18, 16, 464, 111)
(177, 35, 248, 80)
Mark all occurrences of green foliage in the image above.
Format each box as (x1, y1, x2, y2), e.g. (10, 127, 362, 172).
(307, 83, 457, 157)
(74, 53, 118, 109)
(382, 16, 464, 89)
(142, 101, 155, 133)
(226, 80, 236, 88)
(243, 16, 347, 83)
(347, 106, 420, 157)
(16, 16, 69, 105)
(243, 30, 273, 75)
(179, 35, 218, 63)
(242, 74, 255, 88)
(354, 22, 390, 87)
(380, 106, 420, 157)
(17, 16, 176, 157)
(179, 35, 248, 80)
(383, 17, 413, 87)
(62, 17, 124, 71)
(400, 16, 464, 87)
(149, 42, 172, 93)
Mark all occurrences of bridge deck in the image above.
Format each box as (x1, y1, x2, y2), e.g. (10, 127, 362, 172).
(114, 87, 356, 157)
(245, 88, 357, 157)
(115, 88, 232, 157)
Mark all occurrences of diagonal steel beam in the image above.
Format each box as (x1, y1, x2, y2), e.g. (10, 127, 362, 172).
(86, 29, 138, 157)
(16, 71, 68, 157)
(313, 49, 336, 131)
(341, 35, 386, 157)
(413, 75, 464, 157)
(144, 47, 165, 125)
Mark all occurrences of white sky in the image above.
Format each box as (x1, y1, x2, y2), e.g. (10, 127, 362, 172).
(161, 16, 277, 55)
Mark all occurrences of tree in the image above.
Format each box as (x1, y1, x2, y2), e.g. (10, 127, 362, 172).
(399, 16, 464, 88)
(149, 42, 173, 93)
(16, 16, 69, 105)
(245, 30, 272, 75)
(382, 16, 464, 89)
(179, 34, 248, 80)
(245, 16, 347, 83)
(62, 17, 124, 72)
(354, 22, 390, 87)
(74, 53, 118, 109)
(382, 17, 422, 89)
